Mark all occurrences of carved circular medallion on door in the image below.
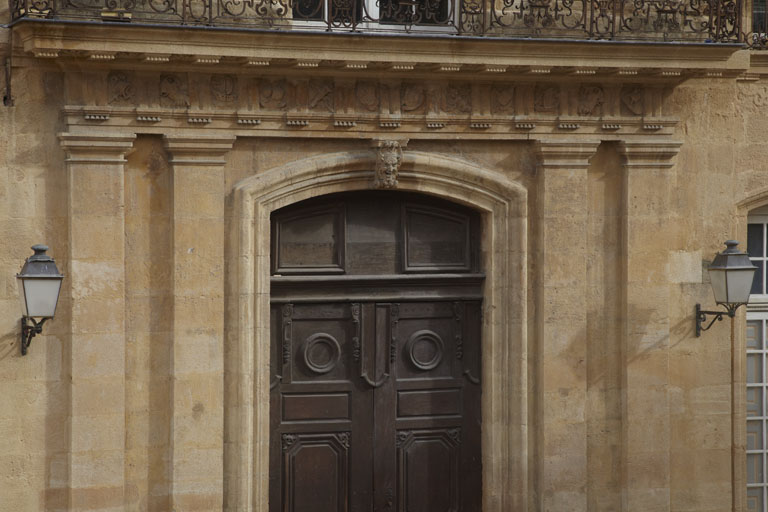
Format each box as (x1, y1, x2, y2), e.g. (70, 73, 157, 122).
(405, 329, 445, 371)
(302, 333, 342, 374)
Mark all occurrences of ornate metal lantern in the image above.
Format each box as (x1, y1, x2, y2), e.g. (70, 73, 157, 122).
(16, 245, 64, 355)
(696, 240, 757, 336)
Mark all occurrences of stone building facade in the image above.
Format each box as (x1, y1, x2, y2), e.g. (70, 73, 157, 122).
(1, 2, 767, 511)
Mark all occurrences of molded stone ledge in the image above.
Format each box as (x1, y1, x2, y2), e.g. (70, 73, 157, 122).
(62, 106, 680, 140)
(11, 22, 750, 81)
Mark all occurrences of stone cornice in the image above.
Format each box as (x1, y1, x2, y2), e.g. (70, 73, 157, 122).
(63, 105, 678, 141)
(59, 132, 137, 163)
(163, 135, 237, 166)
(747, 52, 768, 77)
(535, 140, 602, 170)
(619, 140, 683, 169)
(11, 20, 750, 82)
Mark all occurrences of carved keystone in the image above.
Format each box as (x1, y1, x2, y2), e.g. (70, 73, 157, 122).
(371, 139, 407, 189)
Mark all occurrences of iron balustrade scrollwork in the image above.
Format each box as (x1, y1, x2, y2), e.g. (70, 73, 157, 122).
(9, 0, 749, 42)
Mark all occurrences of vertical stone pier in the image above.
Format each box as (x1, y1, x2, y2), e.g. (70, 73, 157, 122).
(164, 135, 236, 511)
(60, 133, 136, 511)
(535, 140, 600, 512)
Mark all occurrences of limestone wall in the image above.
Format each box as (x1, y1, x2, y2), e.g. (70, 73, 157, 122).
(0, 42, 767, 512)
(0, 64, 70, 511)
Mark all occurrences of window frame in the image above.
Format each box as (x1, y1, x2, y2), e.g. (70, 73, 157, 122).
(746, 215, 768, 511)
(746, 314, 768, 511)
(288, 0, 460, 33)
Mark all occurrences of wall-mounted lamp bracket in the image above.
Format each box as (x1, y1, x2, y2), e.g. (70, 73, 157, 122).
(3, 57, 13, 107)
(695, 303, 736, 337)
(695, 240, 756, 337)
(16, 244, 63, 356)
(20, 317, 47, 356)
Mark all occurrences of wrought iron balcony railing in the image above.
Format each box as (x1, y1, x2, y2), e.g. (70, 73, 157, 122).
(10, 0, 745, 43)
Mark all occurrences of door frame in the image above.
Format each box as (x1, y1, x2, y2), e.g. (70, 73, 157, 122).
(226, 149, 528, 511)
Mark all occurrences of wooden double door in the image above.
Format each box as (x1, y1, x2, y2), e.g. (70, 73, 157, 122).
(269, 299, 482, 512)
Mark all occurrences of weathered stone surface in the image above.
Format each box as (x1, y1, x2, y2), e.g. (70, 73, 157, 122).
(0, 15, 767, 512)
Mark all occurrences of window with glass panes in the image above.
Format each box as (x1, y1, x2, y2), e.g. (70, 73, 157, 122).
(747, 217, 768, 511)
(749, 221, 768, 296)
(747, 316, 768, 511)
(291, 0, 453, 26)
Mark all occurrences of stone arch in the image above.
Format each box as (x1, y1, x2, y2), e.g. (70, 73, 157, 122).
(738, 186, 768, 216)
(225, 149, 528, 512)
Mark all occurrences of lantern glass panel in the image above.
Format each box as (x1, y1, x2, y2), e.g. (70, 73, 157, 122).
(726, 268, 757, 305)
(20, 277, 61, 318)
(710, 269, 728, 304)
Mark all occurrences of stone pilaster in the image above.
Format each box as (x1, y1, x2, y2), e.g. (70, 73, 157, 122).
(535, 139, 600, 512)
(60, 132, 136, 512)
(164, 135, 236, 511)
(618, 140, 681, 512)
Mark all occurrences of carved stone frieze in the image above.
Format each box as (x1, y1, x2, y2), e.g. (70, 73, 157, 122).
(309, 79, 334, 112)
(401, 83, 426, 113)
(211, 74, 237, 105)
(443, 84, 472, 114)
(64, 74, 672, 138)
(108, 71, 134, 106)
(334, 81, 356, 114)
(160, 74, 189, 108)
(534, 85, 560, 113)
(259, 79, 288, 110)
(621, 85, 644, 115)
(491, 85, 515, 115)
(373, 140, 404, 189)
(578, 85, 604, 116)
(356, 81, 380, 112)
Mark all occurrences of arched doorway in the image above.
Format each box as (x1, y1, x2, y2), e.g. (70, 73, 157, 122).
(268, 191, 483, 512)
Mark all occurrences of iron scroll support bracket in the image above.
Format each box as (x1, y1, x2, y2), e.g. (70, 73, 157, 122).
(695, 303, 736, 337)
(3, 57, 12, 107)
(20, 317, 46, 356)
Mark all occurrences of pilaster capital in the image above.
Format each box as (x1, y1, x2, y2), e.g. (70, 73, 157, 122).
(535, 139, 601, 171)
(163, 135, 237, 166)
(618, 140, 683, 170)
(59, 132, 137, 164)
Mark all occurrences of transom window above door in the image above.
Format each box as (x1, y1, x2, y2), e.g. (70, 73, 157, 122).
(271, 192, 481, 276)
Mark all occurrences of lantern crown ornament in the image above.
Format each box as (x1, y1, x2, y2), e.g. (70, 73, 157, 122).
(695, 240, 757, 337)
(16, 245, 64, 355)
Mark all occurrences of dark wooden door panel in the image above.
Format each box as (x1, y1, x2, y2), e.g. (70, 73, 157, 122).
(395, 302, 460, 383)
(375, 301, 481, 512)
(270, 193, 483, 512)
(271, 300, 480, 512)
(282, 432, 350, 512)
(397, 388, 462, 417)
(271, 303, 372, 512)
(282, 393, 350, 422)
(459, 302, 482, 512)
(397, 428, 461, 512)
(284, 303, 354, 384)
